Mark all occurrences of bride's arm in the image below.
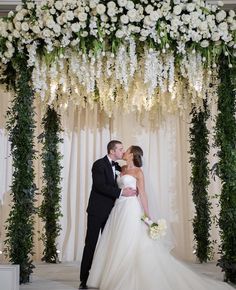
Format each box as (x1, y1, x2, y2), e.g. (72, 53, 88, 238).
(136, 169, 149, 217)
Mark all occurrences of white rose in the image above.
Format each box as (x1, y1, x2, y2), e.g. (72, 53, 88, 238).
(108, 1, 116, 10)
(200, 40, 209, 47)
(182, 14, 191, 24)
(66, 11, 75, 21)
(150, 11, 159, 22)
(173, 5, 182, 15)
(107, 8, 117, 17)
(53, 24, 61, 34)
(140, 29, 149, 37)
(8, 11, 14, 18)
(13, 29, 20, 38)
(46, 18, 55, 29)
(211, 32, 220, 41)
(89, 0, 97, 9)
(27, 2, 35, 10)
(186, 3, 195, 12)
(229, 10, 235, 18)
(81, 31, 88, 37)
(21, 22, 29, 32)
(96, 4, 106, 15)
(145, 5, 154, 14)
(55, 1, 63, 10)
(32, 25, 40, 34)
(216, 10, 226, 23)
(126, 1, 134, 10)
(101, 14, 108, 22)
(71, 22, 80, 32)
(15, 5, 22, 12)
(218, 22, 228, 31)
(15, 12, 24, 21)
(217, 1, 224, 7)
(127, 9, 137, 20)
(144, 16, 154, 26)
(120, 14, 129, 24)
(118, 0, 127, 7)
(115, 29, 124, 38)
(42, 28, 52, 38)
(199, 21, 208, 31)
(78, 12, 88, 22)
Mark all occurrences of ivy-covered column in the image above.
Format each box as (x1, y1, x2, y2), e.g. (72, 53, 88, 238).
(215, 56, 236, 283)
(39, 106, 63, 263)
(5, 54, 36, 283)
(189, 102, 212, 263)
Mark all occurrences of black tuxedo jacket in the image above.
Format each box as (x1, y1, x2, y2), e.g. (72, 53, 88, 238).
(87, 156, 121, 220)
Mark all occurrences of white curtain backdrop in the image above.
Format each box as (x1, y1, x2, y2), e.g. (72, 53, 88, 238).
(0, 87, 221, 264)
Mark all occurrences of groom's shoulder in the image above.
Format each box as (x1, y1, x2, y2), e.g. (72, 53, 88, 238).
(93, 156, 107, 166)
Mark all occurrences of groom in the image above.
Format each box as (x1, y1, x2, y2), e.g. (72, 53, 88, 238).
(79, 140, 136, 289)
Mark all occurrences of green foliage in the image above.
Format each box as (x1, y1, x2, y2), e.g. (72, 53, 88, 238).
(39, 106, 63, 263)
(215, 55, 236, 283)
(189, 102, 212, 263)
(5, 52, 36, 283)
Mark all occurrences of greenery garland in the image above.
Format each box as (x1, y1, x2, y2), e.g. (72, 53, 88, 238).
(4, 52, 36, 283)
(39, 106, 63, 263)
(189, 102, 212, 263)
(215, 55, 236, 283)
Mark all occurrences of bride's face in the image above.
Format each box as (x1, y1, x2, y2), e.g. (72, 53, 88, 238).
(123, 148, 133, 162)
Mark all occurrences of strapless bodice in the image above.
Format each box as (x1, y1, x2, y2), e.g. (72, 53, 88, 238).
(117, 174, 136, 190)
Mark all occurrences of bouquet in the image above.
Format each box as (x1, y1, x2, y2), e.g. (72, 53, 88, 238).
(141, 215, 167, 240)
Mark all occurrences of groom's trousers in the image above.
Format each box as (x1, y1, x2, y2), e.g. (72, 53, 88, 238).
(80, 214, 107, 284)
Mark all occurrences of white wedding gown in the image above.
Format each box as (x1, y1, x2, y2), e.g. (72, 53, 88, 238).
(88, 175, 234, 290)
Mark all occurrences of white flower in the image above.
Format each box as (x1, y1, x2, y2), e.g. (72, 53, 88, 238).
(96, 4, 106, 15)
(120, 14, 129, 24)
(32, 25, 40, 34)
(108, 1, 116, 10)
(126, 0, 134, 10)
(211, 32, 220, 41)
(66, 11, 75, 21)
(21, 22, 29, 32)
(107, 8, 117, 17)
(115, 170, 121, 177)
(229, 10, 235, 18)
(118, 0, 127, 7)
(55, 1, 63, 10)
(218, 22, 228, 31)
(42, 28, 52, 38)
(71, 22, 80, 32)
(145, 5, 154, 14)
(127, 9, 137, 21)
(13, 29, 20, 38)
(217, 1, 224, 7)
(186, 3, 195, 12)
(78, 12, 88, 22)
(115, 29, 124, 38)
(150, 11, 160, 22)
(173, 5, 182, 15)
(216, 10, 226, 23)
(200, 40, 209, 48)
(53, 24, 61, 34)
(89, 0, 98, 9)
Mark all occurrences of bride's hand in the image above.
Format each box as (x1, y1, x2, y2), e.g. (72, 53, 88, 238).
(122, 187, 136, 197)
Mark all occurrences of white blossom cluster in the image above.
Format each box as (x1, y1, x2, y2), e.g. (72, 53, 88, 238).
(31, 46, 219, 115)
(0, 0, 235, 114)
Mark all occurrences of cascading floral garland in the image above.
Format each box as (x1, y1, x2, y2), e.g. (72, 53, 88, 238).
(0, 0, 235, 115)
(0, 0, 236, 283)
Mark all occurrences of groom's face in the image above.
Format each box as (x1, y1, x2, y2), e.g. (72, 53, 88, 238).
(112, 143, 124, 160)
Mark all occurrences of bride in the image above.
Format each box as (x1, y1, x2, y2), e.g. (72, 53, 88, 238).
(88, 145, 233, 290)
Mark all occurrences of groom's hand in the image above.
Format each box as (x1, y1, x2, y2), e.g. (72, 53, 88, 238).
(122, 187, 137, 197)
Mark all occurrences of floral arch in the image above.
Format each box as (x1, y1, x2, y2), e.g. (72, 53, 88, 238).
(0, 0, 235, 284)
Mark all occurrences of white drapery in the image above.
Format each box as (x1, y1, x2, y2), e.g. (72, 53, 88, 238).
(0, 87, 221, 264)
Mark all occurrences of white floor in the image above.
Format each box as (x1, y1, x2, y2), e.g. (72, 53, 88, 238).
(19, 262, 235, 290)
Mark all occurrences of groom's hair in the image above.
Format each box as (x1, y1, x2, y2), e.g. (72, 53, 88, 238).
(107, 140, 122, 154)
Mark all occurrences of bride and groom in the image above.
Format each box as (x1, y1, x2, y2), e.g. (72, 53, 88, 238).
(79, 140, 233, 290)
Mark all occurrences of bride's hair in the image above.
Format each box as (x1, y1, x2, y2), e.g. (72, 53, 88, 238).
(130, 146, 143, 167)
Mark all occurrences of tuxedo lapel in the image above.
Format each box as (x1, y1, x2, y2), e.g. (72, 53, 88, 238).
(103, 156, 115, 184)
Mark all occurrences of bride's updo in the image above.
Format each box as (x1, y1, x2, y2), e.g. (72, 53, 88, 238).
(130, 146, 143, 167)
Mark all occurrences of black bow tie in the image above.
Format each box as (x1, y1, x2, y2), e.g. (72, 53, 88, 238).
(111, 161, 118, 167)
